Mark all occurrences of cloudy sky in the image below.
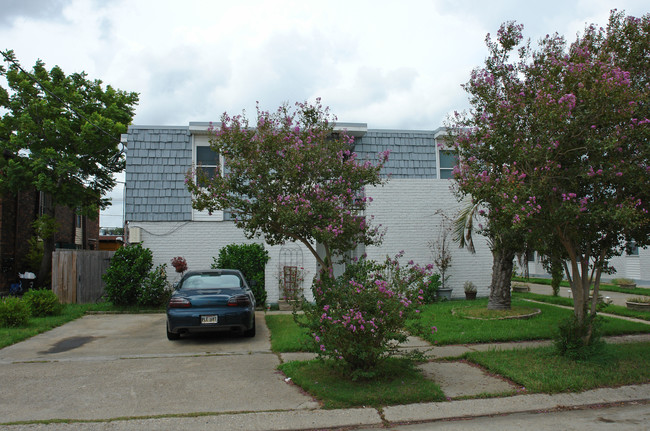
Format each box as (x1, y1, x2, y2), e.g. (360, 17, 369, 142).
(1, 0, 647, 227)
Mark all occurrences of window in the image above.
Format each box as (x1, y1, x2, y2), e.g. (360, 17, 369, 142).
(195, 145, 219, 186)
(438, 149, 458, 179)
(626, 240, 639, 256)
(192, 133, 223, 221)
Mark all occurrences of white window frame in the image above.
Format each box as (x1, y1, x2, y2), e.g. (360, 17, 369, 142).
(434, 132, 458, 180)
(191, 133, 224, 221)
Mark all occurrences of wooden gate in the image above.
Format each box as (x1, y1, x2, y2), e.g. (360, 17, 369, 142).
(52, 250, 115, 304)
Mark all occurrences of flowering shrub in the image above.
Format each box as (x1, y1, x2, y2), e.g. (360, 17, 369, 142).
(170, 256, 188, 274)
(300, 254, 435, 378)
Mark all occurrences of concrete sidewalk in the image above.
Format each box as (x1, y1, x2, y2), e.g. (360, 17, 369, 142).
(526, 281, 648, 307)
(1, 309, 650, 430)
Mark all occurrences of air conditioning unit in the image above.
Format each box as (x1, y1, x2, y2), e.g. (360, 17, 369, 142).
(128, 227, 142, 243)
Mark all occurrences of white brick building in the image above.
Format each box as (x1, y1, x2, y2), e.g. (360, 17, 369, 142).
(123, 123, 494, 304)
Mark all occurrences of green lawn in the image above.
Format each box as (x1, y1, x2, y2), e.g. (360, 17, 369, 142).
(407, 298, 650, 345)
(514, 292, 650, 321)
(267, 298, 650, 352)
(265, 314, 313, 352)
(272, 300, 650, 407)
(512, 276, 650, 296)
(278, 358, 446, 409)
(466, 342, 650, 393)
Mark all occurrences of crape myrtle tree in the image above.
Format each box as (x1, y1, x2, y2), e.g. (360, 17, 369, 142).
(186, 99, 389, 276)
(448, 11, 650, 350)
(0, 50, 138, 282)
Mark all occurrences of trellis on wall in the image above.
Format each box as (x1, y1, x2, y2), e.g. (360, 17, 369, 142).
(278, 244, 304, 300)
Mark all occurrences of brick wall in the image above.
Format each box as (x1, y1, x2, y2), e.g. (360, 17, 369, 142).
(365, 179, 493, 298)
(129, 221, 318, 304)
(0, 192, 101, 290)
(132, 179, 495, 302)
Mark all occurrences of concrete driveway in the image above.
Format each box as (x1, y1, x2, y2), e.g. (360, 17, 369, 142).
(0, 312, 319, 423)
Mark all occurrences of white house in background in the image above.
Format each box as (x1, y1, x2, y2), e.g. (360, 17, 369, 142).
(519, 244, 649, 286)
(122, 122, 495, 304)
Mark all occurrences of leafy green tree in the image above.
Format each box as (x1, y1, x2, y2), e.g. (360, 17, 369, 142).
(186, 99, 388, 275)
(448, 12, 650, 352)
(0, 50, 138, 282)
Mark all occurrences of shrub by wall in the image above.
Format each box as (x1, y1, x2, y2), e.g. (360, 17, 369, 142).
(213, 243, 270, 306)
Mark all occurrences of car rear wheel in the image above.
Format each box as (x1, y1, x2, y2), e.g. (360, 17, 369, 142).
(244, 316, 256, 337)
(166, 322, 180, 340)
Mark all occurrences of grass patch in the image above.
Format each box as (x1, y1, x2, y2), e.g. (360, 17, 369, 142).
(466, 342, 650, 393)
(265, 314, 313, 352)
(407, 298, 650, 345)
(514, 292, 650, 322)
(278, 357, 445, 409)
(453, 305, 539, 320)
(512, 276, 650, 296)
(265, 299, 650, 354)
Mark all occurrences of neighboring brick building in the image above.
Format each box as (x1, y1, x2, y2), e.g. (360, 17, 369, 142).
(123, 123, 494, 304)
(0, 189, 99, 291)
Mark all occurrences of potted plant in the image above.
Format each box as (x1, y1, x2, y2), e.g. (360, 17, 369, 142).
(512, 282, 530, 293)
(463, 281, 477, 300)
(430, 218, 453, 301)
(613, 278, 637, 289)
(626, 297, 650, 311)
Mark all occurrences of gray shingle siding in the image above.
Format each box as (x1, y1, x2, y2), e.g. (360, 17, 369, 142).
(125, 126, 443, 223)
(355, 130, 438, 179)
(125, 126, 193, 222)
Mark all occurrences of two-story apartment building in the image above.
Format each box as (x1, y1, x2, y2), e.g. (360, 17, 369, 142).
(122, 122, 494, 304)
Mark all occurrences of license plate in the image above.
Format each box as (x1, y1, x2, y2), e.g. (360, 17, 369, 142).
(201, 315, 218, 324)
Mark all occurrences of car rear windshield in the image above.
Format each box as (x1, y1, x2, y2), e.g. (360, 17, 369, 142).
(181, 274, 242, 290)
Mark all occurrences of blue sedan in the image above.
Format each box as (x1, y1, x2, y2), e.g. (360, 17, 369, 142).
(166, 269, 256, 340)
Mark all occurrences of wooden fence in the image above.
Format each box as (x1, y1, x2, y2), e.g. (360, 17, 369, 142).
(52, 250, 115, 304)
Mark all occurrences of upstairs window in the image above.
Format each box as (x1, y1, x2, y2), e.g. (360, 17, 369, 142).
(438, 149, 458, 179)
(192, 133, 223, 221)
(195, 145, 220, 187)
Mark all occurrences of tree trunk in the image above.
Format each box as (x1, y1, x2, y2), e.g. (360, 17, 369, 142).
(36, 206, 57, 288)
(38, 234, 54, 288)
(487, 248, 515, 310)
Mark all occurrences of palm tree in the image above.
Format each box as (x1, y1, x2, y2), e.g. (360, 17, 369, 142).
(453, 202, 520, 310)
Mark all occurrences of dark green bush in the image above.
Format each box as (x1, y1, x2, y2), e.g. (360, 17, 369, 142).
(103, 244, 153, 306)
(212, 243, 270, 306)
(0, 296, 31, 327)
(138, 264, 171, 307)
(22, 289, 62, 317)
(554, 314, 604, 360)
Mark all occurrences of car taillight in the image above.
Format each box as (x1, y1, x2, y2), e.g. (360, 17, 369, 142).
(228, 295, 251, 307)
(169, 297, 191, 308)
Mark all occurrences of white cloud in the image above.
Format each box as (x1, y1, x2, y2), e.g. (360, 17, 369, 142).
(1, 0, 647, 226)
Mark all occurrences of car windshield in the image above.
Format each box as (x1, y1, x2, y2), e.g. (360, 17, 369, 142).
(181, 274, 242, 290)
